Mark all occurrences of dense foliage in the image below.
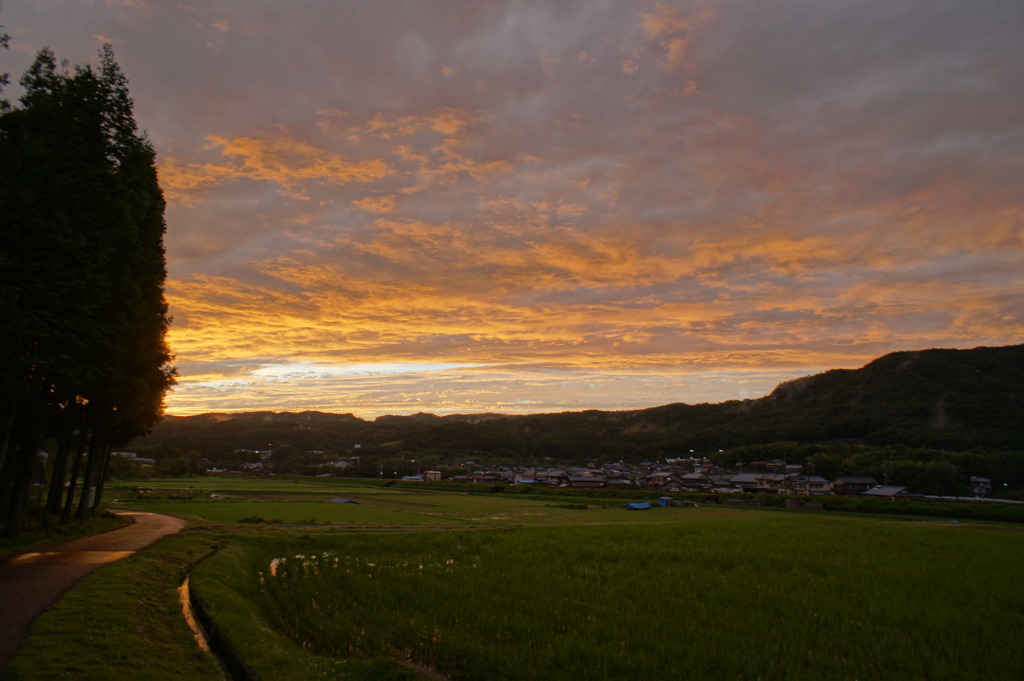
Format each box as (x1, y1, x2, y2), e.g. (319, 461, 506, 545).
(0, 43, 174, 536)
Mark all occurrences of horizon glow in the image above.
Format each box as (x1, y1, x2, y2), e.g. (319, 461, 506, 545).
(3, 1, 1022, 418)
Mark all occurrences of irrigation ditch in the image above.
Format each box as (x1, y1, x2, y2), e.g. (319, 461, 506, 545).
(179, 545, 253, 681)
(175, 526, 457, 681)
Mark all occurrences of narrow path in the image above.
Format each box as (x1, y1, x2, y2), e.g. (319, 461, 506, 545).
(0, 511, 187, 672)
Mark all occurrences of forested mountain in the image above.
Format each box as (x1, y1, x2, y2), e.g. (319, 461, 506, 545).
(137, 344, 1024, 469)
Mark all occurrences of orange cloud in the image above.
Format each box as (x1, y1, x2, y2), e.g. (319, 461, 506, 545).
(10, 0, 1021, 420)
(638, 4, 714, 72)
(640, 4, 695, 38)
(207, 133, 392, 187)
(157, 159, 238, 205)
(366, 107, 485, 139)
(352, 195, 398, 213)
(156, 130, 395, 204)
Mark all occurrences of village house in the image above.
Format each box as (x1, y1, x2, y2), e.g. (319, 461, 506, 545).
(730, 472, 762, 494)
(678, 472, 712, 491)
(831, 476, 878, 495)
(862, 485, 916, 500)
(781, 475, 831, 496)
(970, 476, 993, 497)
(567, 475, 607, 489)
(111, 451, 156, 465)
(542, 470, 570, 486)
(603, 470, 633, 487)
(644, 471, 678, 490)
(374, 462, 989, 501)
(756, 473, 789, 493)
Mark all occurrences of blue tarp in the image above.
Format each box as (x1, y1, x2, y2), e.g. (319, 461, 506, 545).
(330, 497, 360, 504)
(625, 502, 652, 510)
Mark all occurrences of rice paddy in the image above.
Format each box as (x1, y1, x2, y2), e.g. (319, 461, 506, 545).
(110, 478, 688, 528)
(179, 491, 1024, 681)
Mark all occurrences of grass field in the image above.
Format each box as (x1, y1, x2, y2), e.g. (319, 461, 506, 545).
(13, 477, 1024, 680)
(107, 478, 684, 528)
(191, 515, 1024, 680)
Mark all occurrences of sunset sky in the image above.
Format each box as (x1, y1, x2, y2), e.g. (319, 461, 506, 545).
(4, 0, 1022, 418)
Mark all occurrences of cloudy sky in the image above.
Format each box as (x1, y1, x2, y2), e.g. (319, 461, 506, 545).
(3, 0, 1022, 418)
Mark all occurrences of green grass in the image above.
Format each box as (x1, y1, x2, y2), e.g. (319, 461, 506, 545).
(188, 534, 431, 680)
(193, 513, 1024, 681)
(110, 476, 416, 493)
(0, 512, 133, 558)
(6, 533, 224, 680)
(107, 478, 700, 527)
(14, 477, 1024, 680)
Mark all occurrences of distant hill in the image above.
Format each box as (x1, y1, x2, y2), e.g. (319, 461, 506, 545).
(137, 345, 1024, 461)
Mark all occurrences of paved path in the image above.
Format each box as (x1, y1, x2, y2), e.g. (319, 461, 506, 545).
(0, 511, 187, 672)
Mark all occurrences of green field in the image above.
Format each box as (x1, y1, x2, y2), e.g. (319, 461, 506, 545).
(14, 478, 1023, 680)
(189, 513, 1024, 680)
(107, 478, 684, 527)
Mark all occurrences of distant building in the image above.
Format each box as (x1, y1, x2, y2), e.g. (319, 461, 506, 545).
(832, 476, 878, 495)
(730, 473, 762, 494)
(969, 476, 992, 497)
(782, 475, 831, 496)
(111, 451, 156, 465)
(567, 476, 606, 489)
(755, 473, 788, 493)
(862, 485, 916, 500)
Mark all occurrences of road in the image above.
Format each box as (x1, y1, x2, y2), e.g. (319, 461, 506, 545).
(0, 511, 187, 672)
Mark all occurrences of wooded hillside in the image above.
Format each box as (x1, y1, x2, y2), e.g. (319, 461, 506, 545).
(137, 344, 1024, 466)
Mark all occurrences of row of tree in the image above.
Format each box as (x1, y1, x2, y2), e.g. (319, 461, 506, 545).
(0, 34, 175, 537)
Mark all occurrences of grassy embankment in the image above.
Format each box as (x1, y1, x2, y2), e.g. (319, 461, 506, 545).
(5, 531, 224, 680)
(0, 513, 132, 559)
(8, 477, 1024, 680)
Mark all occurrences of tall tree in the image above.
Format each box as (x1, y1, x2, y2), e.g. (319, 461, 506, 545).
(0, 8, 10, 110)
(0, 45, 174, 536)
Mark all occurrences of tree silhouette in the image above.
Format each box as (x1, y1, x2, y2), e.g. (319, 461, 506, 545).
(0, 44, 174, 536)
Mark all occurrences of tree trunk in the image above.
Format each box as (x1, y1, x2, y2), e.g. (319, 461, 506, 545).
(61, 406, 93, 524)
(74, 409, 112, 520)
(75, 415, 103, 520)
(3, 394, 44, 539)
(41, 402, 76, 529)
(0, 400, 16, 506)
(90, 415, 114, 515)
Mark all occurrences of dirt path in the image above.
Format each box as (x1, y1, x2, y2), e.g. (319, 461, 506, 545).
(0, 511, 187, 672)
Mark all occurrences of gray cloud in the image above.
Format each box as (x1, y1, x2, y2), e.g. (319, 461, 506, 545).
(3, 0, 1021, 416)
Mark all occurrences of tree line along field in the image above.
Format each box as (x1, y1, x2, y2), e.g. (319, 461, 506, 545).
(106, 478, 1024, 680)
